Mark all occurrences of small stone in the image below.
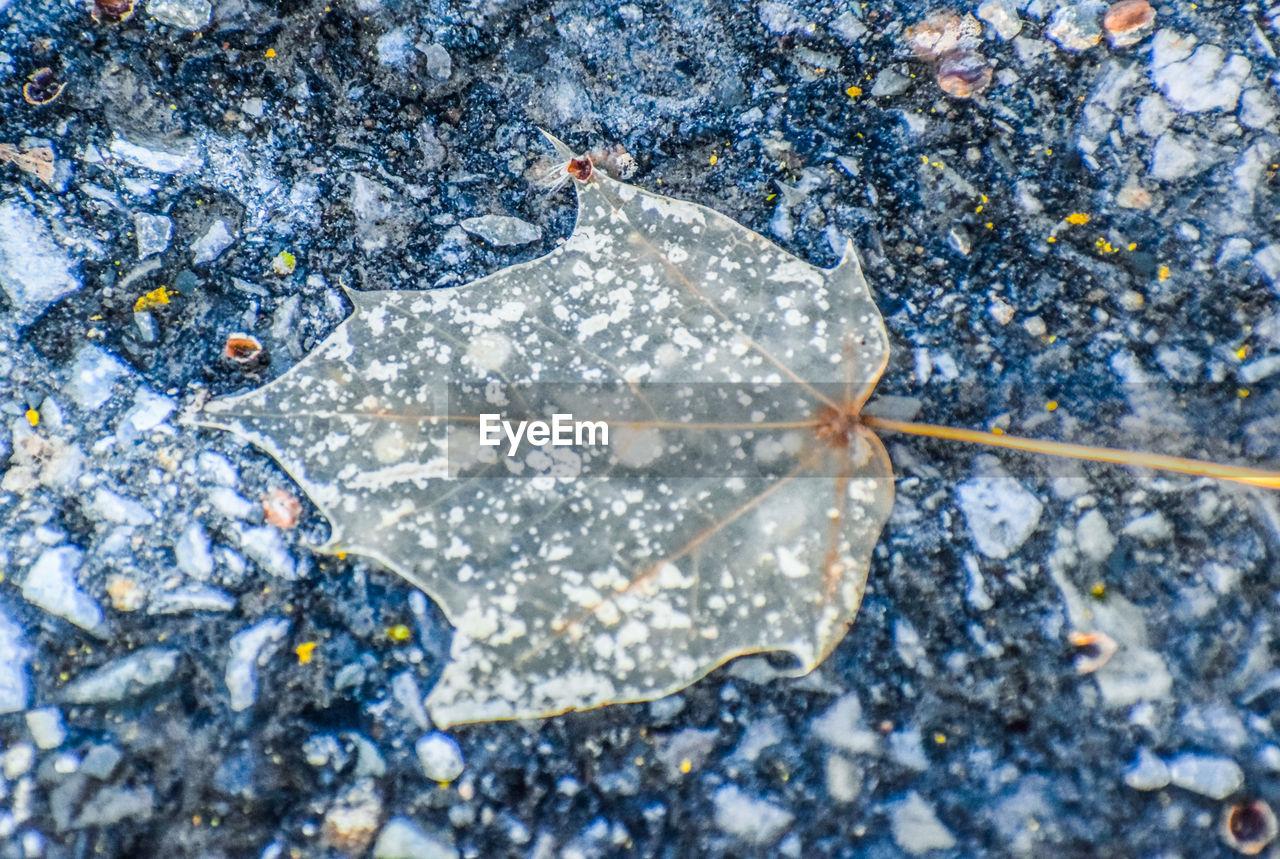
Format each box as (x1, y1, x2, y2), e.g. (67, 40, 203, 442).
(226, 617, 290, 711)
(956, 457, 1043, 559)
(376, 28, 413, 67)
(392, 671, 431, 730)
(1150, 31, 1250, 113)
(870, 69, 912, 97)
(25, 707, 67, 749)
(1149, 133, 1204, 181)
(1240, 356, 1280, 385)
(134, 213, 172, 259)
(192, 219, 236, 264)
(1046, 5, 1103, 53)
(977, 0, 1021, 40)
(3, 743, 35, 779)
(271, 250, 296, 276)
(1240, 88, 1278, 131)
(106, 574, 146, 611)
(1168, 753, 1244, 799)
(1254, 245, 1280, 294)
(323, 784, 383, 854)
(148, 585, 236, 614)
(757, 0, 814, 36)
(79, 744, 123, 779)
(829, 10, 867, 43)
(372, 817, 459, 859)
(0, 604, 31, 714)
(66, 345, 130, 411)
(936, 51, 993, 99)
(175, 522, 215, 580)
(1103, 0, 1155, 48)
(890, 791, 957, 854)
(1122, 511, 1172, 544)
(91, 487, 154, 526)
(122, 389, 176, 436)
(0, 199, 82, 325)
(110, 134, 203, 174)
(1076, 509, 1116, 563)
(145, 0, 210, 30)
(460, 214, 541, 247)
(239, 526, 302, 579)
(60, 648, 179, 704)
(416, 733, 464, 782)
(22, 546, 106, 634)
(712, 784, 794, 845)
(812, 693, 880, 754)
(421, 43, 451, 80)
(826, 754, 861, 802)
(71, 786, 153, 828)
(1124, 747, 1170, 790)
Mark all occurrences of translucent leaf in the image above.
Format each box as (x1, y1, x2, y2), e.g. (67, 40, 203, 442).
(197, 138, 895, 726)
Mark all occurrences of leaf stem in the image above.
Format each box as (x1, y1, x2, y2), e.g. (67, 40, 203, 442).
(861, 415, 1280, 489)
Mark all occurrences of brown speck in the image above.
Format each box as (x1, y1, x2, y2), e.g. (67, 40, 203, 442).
(936, 51, 993, 99)
(23, 68, 66, 106)
(106, 574, 145, 612)
(1069, 630, 1118, 674)
(567, 156, 593, 183)
(263, 488, 302, 529)
(1222, 800, 1278, 855)
(1103, 0, 1155, 48)
(224, 333, 263, 363)
(92, 0, 136, 23)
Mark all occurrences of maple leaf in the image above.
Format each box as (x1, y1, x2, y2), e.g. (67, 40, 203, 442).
(197, 134, 895, 726)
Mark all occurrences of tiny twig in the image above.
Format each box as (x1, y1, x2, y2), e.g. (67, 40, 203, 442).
(862, 415, 1280, 490)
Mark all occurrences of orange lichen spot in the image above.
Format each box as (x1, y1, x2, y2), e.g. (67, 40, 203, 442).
(846, 85, 862, 97)
(265, 48, 276, 58)
(990, 426, 1004, 435)
(709, 153, 717, 166)
(224, 333, 263, 363)
(23, 68, 66, 105)
(1239, 388, 1251, 398)
(387, 624, 412, 642)
(134, 285, 171, 312)
(24, 409, 38, 427)
(262, 488, 302, 529)
(1045, 400, 1058, 412)
(1069, 630, 1118, 674)
(1065, 212, 1090, 225)
(1158, 264, 1171, 281)
(295, 641, 318, 664)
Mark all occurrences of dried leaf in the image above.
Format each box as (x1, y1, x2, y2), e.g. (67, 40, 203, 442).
(197, 135, 895, 726)
(0, 142, 55, 187)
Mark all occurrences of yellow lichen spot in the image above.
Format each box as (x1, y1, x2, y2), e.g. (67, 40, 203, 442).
(981, 194, 988, 203)
(1236, 345, 1249, 360)
(1065, 212, 1090, 225)
(133, 285, 171, 312)
(709, 153, 717, 166)
(1090, 582, 1107, 598)
(1045, 401, 1058, 411)
(1046, 148, 1053, 155)
(765, 193, 776, 202)
(1239, 388, 1251, 398)
(295, 641, 318, 664)
(25, 409, 38, 427)
(335, 551, 347, 560)
(1158, 264, 1171, 281)
(846, 85, 862, 98)
(387, 624, 412, 642)
(1127, 243, 1137, 251)
(991, 426, 1004, 436)
(265, 48, 276, 58)
(985, 222, 994, 230)
(679, 758, 692, 774)
(975, 204, 984, 214)
(1095, 238, 1117, 254)
(933, 733, 947, 744)
(1046, 236, 1056, 243)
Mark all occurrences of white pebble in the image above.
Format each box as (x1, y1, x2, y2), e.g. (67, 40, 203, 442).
(416, 732, 464, 782)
